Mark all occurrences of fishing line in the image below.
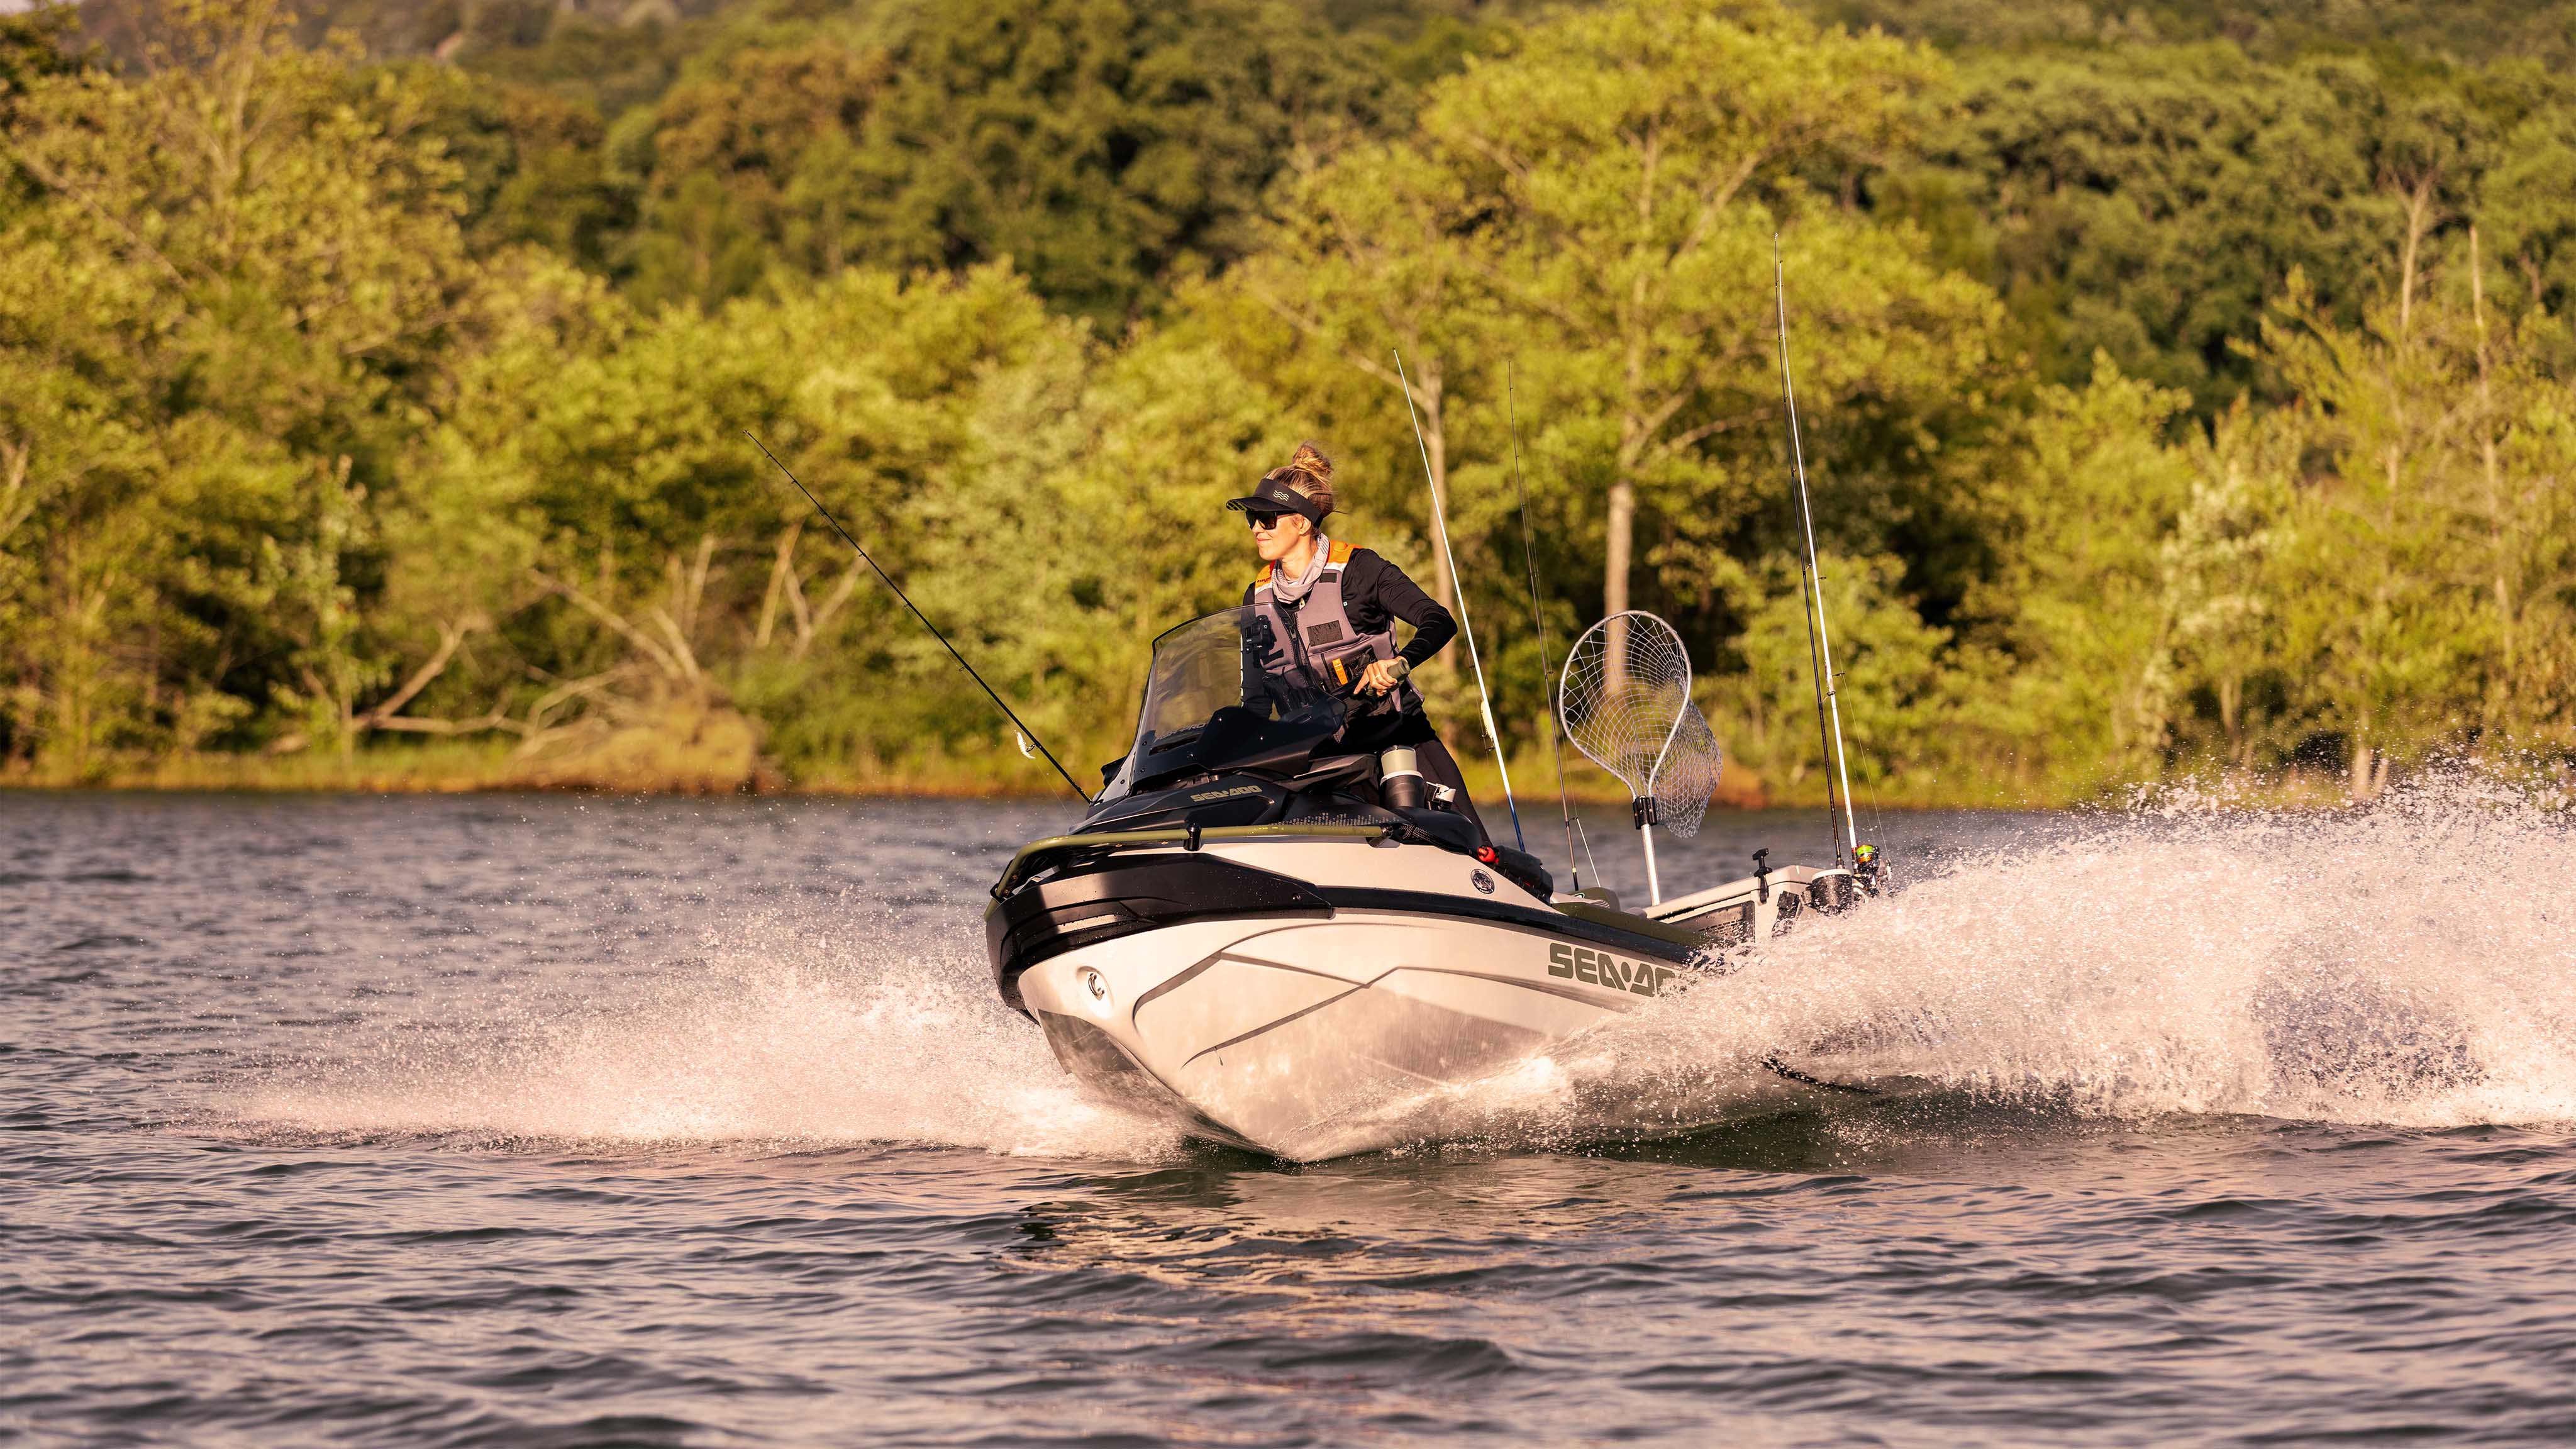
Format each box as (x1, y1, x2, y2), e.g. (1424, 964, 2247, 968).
(749, 433, 1089, 802)
(1506, 361, 1580, 890)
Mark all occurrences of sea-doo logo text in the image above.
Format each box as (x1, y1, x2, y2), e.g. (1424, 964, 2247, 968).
(1549, 943, 1680, 997)
(1470, 870, 1496, 894)
(1187, 784, 1265, 804)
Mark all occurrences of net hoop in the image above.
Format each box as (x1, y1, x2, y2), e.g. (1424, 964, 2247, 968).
(1557, 610, 1723, 838)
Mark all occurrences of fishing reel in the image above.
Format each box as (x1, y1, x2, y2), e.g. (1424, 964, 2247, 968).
(1852, 841, 1886, 893)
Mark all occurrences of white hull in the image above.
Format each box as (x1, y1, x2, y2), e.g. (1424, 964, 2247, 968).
(1006, 839, 1833, 1160)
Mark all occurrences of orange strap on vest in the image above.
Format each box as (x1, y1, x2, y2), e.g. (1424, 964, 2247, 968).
(1255, 540, 1356, 588)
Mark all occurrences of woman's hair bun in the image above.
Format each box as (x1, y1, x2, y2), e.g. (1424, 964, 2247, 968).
(1287, 440, 1333, 486)
(1265, 440, 1336, 519)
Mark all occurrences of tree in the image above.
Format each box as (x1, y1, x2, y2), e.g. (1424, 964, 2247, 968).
(1915, 44, 2396, 413)
(1911, 43, 2576, 417)
(2263, 258, 2487, 794)
(2153, 400, 2304, 770)
(622, 39, 892, 309)
(1971, 357, 2199, 788)
(1714, 550, 1972, 797)
(1418, 0, 2001, 628)
(854, 0, 1392, 326)
(2481, 104, 2576, 314)
(0, 3, 89, 117)
(365, 60, 629, 269)
(0, 0, 477, 771)
(1231, 138, 1481, 612)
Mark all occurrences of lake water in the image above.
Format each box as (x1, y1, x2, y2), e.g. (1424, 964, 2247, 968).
(6, 788, 2575, 1446)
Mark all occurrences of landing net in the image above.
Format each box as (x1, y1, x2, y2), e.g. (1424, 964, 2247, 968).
(1558, 611, 1723, 837)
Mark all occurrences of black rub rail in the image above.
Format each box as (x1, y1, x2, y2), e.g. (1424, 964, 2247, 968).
(991, 824, 1396, 900)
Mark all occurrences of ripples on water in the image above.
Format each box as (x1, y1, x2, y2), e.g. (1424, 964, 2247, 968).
(4, 787, 2574, 1446)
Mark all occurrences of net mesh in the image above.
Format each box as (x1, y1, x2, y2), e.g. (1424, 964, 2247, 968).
(1655, 699, 1721, 838)
(1558, 611, 1723, 838)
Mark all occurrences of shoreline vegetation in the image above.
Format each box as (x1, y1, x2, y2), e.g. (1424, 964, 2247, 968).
(4, 736, 2396, 812)
(7, 0, 2574, 805)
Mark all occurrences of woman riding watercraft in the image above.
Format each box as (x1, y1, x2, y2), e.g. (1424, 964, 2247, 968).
(757, 406, 1870, 1160)
(980, 489, 1867, 1157)
(1230, 442, 1486, 838)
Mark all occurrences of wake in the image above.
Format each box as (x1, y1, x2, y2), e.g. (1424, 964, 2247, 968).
(1519, 772, 2576, 1141)
(227, 914, 1186, 1161)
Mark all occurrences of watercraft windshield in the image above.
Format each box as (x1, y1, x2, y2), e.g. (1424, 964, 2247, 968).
(1102, 608, 1345, 798)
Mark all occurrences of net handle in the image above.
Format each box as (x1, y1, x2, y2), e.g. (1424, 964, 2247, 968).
(1642, 689, 1693, 796)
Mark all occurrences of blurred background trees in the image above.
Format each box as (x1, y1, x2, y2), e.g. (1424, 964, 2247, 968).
(3, 0, 2572, 799)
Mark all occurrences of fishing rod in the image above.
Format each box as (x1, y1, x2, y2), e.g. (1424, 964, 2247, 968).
(1772, 238, 1860, 866)
(1391, 351, 1524, 853)
(748, 433, 1089, 803)
(1506, 360, 1579, 889)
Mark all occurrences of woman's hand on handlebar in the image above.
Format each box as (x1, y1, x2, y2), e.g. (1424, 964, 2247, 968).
(1356, 659, 1409, 697)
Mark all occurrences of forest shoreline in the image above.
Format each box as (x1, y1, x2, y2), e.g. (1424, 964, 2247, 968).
(9, 0, 2569, 806)
(1, 742, 2379, 811)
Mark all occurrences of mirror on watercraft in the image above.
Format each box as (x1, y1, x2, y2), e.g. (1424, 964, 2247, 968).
(1558, 610, 1723, 904)
(1099, 608, 1350, 799)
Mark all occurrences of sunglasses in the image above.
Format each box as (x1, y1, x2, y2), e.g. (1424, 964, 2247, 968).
(1244, 511, 1290, 530)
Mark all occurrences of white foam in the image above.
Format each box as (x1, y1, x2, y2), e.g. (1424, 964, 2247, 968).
(231, 914, 1185, 1161)
(1480, 772, 2576, 1141)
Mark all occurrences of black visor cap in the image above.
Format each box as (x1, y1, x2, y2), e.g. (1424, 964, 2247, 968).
(1223, 475, 1326, 524)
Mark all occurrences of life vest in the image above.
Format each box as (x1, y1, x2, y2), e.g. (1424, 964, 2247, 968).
(1250, 540, 1421, 719)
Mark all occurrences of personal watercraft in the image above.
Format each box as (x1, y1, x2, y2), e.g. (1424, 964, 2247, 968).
(985, 606, 1868, 1161)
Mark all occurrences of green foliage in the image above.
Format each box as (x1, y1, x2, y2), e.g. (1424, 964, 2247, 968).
(1899, 42, 2576, 414)
(1974, 356, 2199, 787)
(441, 0, 1404, 322)
(1, 4, 92, 114)
(367, 60, 629, 266)
(1, 0, 474, 770)
(1713, 552, 1974, 796)
(1223, 0, 2005, 685)
(1811, 0, 2576, 68)
(849, 0, 1394, 326)
(1419, 0, 2001, 630)
(6, 0, 2575, 799)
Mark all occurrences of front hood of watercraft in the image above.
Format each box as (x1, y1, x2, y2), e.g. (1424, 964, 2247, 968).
(987, 847, 1334, 1013)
